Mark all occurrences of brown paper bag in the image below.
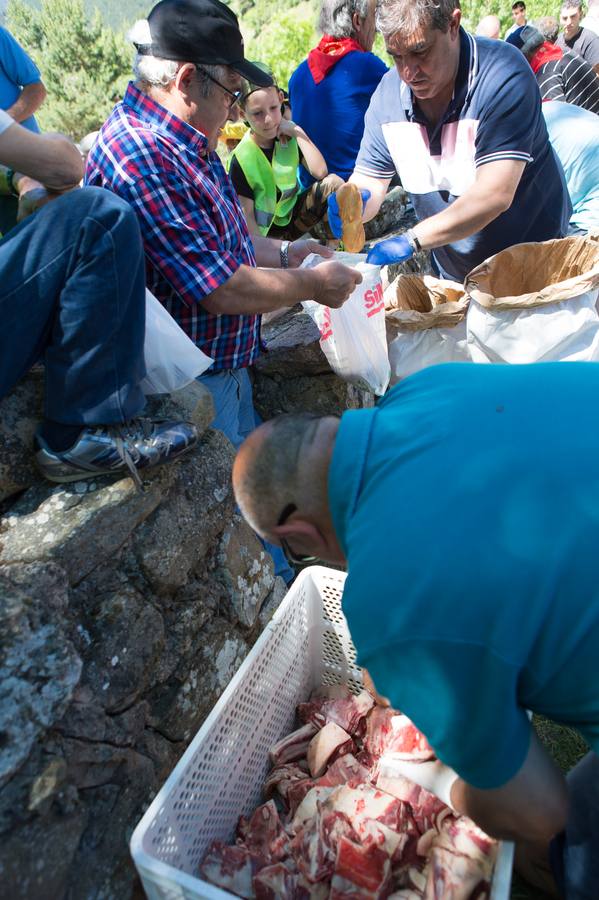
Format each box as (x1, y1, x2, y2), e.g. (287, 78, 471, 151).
(385, 274, 468, 334)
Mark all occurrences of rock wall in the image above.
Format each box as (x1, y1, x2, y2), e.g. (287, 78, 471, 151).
(0, 312, 374, 899)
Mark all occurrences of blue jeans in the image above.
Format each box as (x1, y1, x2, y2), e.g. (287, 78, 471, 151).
(550, 753, 599, 899)
(199, 367, 294, 585)
(0, 187, 146, 424)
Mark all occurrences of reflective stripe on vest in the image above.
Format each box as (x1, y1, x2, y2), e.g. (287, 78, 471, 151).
(232, 133, 300, 236)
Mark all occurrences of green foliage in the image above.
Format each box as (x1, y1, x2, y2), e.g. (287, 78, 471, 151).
(6, 0, 131, 139)
(246, 13, 315, 89)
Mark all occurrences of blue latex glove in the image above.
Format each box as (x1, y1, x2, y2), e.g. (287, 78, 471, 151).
(366, 234, 414, 266)
(327, 188, 371, 239)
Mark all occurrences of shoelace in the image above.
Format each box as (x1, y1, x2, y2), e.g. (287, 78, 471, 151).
(106, 422, 151, 492)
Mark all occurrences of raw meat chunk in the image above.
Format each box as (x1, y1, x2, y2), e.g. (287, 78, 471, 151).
(376, 773, 451, 835)
(307, 722, 354, 777)
(299, 689, 375, 736)
(316, 753, 371, 788)
(321, 783, 406, 836)
(253, 863, 309, 899)
(292, 785, 337, 829)
(240, 800, 290, 863)
(200, 841, 266, 898)
(269, 722, 318, 766)
(329, 836, 392, 898)
(364, 707, 396, 760)
(290, 810, 360, 883)
(263, 762, 310, 803)
(287, 778, 317, 817)
(385, 716, 435, 761)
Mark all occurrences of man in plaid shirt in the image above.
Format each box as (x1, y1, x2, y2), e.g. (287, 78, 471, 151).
(86, 0, 360, 580)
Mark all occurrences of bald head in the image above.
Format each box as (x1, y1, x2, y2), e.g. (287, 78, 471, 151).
(476, 14, 501, 38)
(233, 413, 344, 562)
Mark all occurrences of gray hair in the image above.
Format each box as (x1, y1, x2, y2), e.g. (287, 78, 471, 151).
(560, 0, 583, 12)
(535, 14, 559, 41)
(376, 0, 459, 39)
(318, 0, 371, 38)
(128, 19, 226, 96)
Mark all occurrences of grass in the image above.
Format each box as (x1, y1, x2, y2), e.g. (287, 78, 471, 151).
(508, 716, 588, 899)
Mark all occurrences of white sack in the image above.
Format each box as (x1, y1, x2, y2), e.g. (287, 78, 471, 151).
(388, 320, 470, 384)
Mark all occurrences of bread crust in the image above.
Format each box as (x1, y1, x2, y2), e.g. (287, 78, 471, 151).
(336, 183, 365, 253)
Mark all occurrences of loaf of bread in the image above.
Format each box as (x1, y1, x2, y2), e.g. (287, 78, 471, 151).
(336, 183, 365, 253)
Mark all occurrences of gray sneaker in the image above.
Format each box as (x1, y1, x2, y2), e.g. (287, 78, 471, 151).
(35, 418, 198, 489)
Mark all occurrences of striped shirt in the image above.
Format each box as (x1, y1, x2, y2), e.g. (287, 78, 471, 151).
(355, 31, 571, 280)
(85, 82, 261, 372)
(536, 50, 599, 113)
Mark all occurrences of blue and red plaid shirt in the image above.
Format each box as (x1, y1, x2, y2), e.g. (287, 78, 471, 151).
(85, 82, 261, 372)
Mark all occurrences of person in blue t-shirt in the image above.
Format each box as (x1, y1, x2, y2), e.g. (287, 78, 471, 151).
(0, 27, 46, 133)
(288, 0, 387, 189)
(326, 0, 571, 281)
(542, 100, 599, 235)
(233, 362, 599, 900)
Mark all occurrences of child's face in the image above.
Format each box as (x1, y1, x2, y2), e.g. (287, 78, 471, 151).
(244, 87, 283, 140)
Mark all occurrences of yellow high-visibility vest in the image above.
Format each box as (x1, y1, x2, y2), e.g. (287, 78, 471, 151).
(231, 133, 300, 235)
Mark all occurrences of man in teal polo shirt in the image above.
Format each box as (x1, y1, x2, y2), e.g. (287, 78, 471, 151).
(233, 362, 599, 899)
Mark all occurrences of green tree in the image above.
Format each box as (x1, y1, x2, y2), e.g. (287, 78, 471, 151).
(247, 13, 316, 89)
(7, 0, 131, 139)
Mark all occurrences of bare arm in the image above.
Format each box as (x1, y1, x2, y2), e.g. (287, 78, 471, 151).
(409, 159, 526, 250)
(279, 120, 328, 181)
(239, 193, 261, 237)
(201, 259, 361, 316)
(349, 172, 390, 221)
(6, 80, 46, 123)
(0, 122, 82, 191)
(450, 729, 568, 844)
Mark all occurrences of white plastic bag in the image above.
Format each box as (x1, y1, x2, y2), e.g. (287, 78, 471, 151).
(464, 236, 599, 364)
(141, 289, 213, 395)
(301, 253, 390, 396)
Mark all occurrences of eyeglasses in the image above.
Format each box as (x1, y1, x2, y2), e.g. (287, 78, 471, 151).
(196, 66, 242, 108)
(277, 502, 318, 566)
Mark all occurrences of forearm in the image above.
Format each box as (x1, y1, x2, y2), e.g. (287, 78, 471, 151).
(295, 129, 327, 180)
(349, 172, 390, 222)
(202, 264, 318, 315)
(412, 185, 510, 251)
(0, 127, 82, 190)
(6, 81, 47, 122)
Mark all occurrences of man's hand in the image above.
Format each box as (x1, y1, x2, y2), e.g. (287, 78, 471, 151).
(327, 188, 371, 239)
(366, 234, 414, 266)
(14, 174, 55, 222)
(310, 260, 362, 308)
(288, 239, 334, 268)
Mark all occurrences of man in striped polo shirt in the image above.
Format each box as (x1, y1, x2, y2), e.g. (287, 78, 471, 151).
(327, 0, 571, 280)
(511, 20, 599, 114)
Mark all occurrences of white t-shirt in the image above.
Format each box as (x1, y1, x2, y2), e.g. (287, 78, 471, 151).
(0, 108, 14, 136)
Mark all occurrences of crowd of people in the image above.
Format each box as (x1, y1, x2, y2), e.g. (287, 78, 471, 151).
(1, 0, 599, 896)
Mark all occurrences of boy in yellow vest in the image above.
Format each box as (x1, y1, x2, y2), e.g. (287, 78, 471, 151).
(228, 63, 342, 239)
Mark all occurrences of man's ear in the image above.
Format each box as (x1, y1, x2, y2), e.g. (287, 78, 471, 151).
(449, 7, 462, 36)
(175, 62, 196, 93)
(352, 11, 363, 34)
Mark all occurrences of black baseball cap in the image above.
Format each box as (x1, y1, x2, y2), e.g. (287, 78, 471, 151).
(137, 0, 273, 87)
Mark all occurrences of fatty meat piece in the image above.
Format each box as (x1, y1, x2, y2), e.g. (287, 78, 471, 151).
(253, 863, 309, 899)
(376, 772, 452, 835)
(290, 810, 361, 883)
(434, 817, 496, 871)
(292, 785, 337, 829)
(316, 753, 371, 788)
(200, 841, 266, 898)
(307, 721, 354, 777)
(263, 762, 310, 803)
(299, 689, 375, 735)
(329, 836, 392, 899)
(269, 722, 318, 766)
(287, 778, 317, 817)
(321, 783, 406, 835)
(364, 708, 434, 762)
(239, 800, 290, 863)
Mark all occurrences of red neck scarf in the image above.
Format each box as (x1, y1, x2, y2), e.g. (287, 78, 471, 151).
(307, 34, 364, 84)
(529, 42, 563, 74)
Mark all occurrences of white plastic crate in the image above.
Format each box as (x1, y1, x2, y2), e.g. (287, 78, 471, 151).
(131, 565, 513, 900)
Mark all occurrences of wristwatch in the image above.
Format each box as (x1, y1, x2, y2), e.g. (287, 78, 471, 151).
(405, 229, 422, 253)
(280, 240, 290, 269)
